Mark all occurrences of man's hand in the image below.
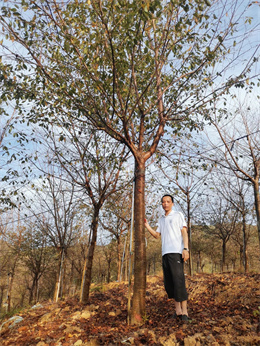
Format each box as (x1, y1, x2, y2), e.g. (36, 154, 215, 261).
(144, 218, 160, 239)
(182, 249, 189, 262)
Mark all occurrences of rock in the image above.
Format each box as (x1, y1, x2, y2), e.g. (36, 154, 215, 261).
(81, 311, 95, 319)
(108, 309, 121, 317)
(31, 303, 44, 310)
(71, 310, 96, 320)
(39, 312, 55, 323)
(0, 315, 24, 334)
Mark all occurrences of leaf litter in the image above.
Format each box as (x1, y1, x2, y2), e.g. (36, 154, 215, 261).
(0, 273, 259, 345)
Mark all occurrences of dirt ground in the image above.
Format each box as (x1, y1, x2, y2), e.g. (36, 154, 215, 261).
(0, 273, 259, 345)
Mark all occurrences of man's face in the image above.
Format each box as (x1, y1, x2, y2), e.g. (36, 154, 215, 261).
(161, 196, 174, 214)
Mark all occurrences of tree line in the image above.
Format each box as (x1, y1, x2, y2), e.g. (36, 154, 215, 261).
(0, 197, 258, 317)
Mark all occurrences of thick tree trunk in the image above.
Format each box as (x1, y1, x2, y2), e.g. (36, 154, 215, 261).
(80, 210, 99, 304)
(130, 160, 146, 325)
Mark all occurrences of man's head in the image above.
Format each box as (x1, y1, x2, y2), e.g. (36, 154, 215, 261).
(161, 194, 174, 215)
(161, 194, 174, 203)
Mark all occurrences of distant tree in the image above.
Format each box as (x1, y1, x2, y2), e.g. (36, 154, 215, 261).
(146, 236, 161, 276)
(100, 188, 132, 282)
(66, 232, 89, 292)
(190, 225, 210, 273)
(211, 170, 254, 272)
(25, 174, 82, 301)
(25, 117, 129, 303)
(0, 239, 10, 309)
(0, 210, 24, 311)
(206, 197, 239, 272)
(207, 98, 260, 252)
(19, 225, 56, 304)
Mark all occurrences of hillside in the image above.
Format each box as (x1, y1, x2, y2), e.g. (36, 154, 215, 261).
(0, 273, 259, 345)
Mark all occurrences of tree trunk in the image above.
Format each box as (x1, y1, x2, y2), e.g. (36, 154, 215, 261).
(117, 236, 122, 282)
(130, 160, 146, 325)
(54, 248, 65, 302)
(221, 240, 226, 272)
(29, 277, 37, 305)
(186, 195, 193, 276)
(253, 179, 260, 252)
(7, 273, 13, 312)
(197, 251, 201, 273)
(80, 210, 99, 304)
(107, 259, 111, 283)
(0, 287, 4, 309)
(242, 212, 248, 273)
(120, 235, 127, 282)
(124, 235, 129, 282)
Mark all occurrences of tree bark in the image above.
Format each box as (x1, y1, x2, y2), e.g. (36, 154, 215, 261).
(241, 211, 249, 273)
(186, 195, 193, 276)
(117, 236, 121, 282)
(130, 160, 146, 325)
(80, 210, 99, 304)
(253, 179, 260, 252)
(54, 248, 65, 302)
(221, 240, 227, 272)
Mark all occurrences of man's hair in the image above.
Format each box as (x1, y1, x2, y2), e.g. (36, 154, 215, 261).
(161, 194, 174, 203)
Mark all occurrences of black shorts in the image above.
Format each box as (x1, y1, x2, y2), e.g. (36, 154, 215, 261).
(162, 253, 188, 302)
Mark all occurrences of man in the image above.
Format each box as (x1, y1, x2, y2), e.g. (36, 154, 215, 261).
(144, 194, 190, 321)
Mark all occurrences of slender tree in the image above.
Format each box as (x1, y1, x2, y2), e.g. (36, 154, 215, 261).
(206, 197, 239, 272)
(40, 121, 130, 300)
(23, 172, 82, 301)
(100, 189, 132, 282)
(211, 170, 253, 272)
(207, 98, 260, 252)
(19, 225, 55, 304)
(0, 210, 24, 311)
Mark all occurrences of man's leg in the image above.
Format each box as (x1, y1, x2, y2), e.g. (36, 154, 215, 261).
(181, 300, 188, 316)
(174, 300, 187, 315)
(174, 301, 182, 316)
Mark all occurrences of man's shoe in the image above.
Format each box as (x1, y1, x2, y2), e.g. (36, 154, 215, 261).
(181, 314, 191, 322)
(172, 312, 182, 320)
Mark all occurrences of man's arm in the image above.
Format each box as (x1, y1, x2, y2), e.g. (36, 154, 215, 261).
(181, 226, 189, 262)
(144, 219, 160, 239)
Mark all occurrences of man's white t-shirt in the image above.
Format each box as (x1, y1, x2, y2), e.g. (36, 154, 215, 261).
(156, 210, 187, 256)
